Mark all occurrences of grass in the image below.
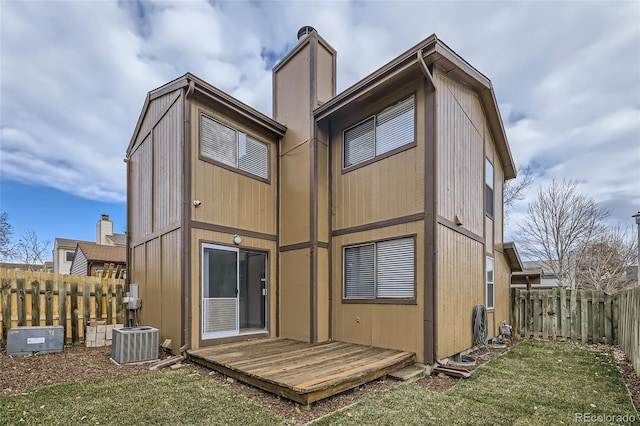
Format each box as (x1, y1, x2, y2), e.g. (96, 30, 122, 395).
(0, 341, 635, 425)
(0, 368, 291, 426)
(313, 340, 637, 425)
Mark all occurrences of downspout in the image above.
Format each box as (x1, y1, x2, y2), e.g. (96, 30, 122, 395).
(418, 48, 438, 364)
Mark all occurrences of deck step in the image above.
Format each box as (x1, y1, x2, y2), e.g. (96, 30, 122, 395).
(433, 365, 472, 379)
(388, 363, 430, 381)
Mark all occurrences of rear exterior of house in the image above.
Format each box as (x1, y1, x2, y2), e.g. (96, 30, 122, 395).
(127, 29, 521, 362)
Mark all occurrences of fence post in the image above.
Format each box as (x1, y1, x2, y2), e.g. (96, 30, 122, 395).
(95, 283, 102, 321)
(17, 279, 26, 326)
(1, 278, 11, 342)
(45, 280, 54, 326)
(31, 280, 40, 326)
(83, 283, 91, 335)
(106, 284, 113, 324)
(71, 282, 79, 344)
(59, 281, 67, 342)
(116, 284, 124, 325)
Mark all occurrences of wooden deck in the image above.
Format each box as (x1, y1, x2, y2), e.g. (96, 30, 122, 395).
(187, 338, 415, 405)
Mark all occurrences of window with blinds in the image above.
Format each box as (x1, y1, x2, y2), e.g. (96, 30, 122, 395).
(200, 114, 269, 180)
(343, 95, 415, 169)
(343, 237, 415, 300)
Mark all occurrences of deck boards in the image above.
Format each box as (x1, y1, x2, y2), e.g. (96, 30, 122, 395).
(187, 338, 415, 405)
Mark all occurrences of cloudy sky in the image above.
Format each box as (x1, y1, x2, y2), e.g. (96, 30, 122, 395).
(1, 0, 639, 254)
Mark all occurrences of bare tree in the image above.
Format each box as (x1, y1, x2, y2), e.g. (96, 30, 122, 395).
(575, 225, 637, 293)
(517, 179, 609, 289)
(0, 211, 15, 260)
(504, 165, 534, 222)
(15, 230, 51, 271)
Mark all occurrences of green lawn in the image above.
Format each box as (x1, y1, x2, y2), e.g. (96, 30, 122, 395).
(0, 369, 291, 426)
(314, 340, 637, 425)
(1, 341, 635, 426)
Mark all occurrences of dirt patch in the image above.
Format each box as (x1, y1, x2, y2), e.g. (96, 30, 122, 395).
(612, 347, 640, 415)
(0, 346, 151, 396)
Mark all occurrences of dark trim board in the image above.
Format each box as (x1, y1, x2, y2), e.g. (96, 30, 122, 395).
(437, 215, 485, 245)
(190, 221, 277, 242)
(332, 213, 424, 237)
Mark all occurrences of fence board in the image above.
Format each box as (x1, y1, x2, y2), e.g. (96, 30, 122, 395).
(0, 269, 129, 344)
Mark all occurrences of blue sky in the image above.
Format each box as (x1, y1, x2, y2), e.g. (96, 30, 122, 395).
(1, 1, 639, 260)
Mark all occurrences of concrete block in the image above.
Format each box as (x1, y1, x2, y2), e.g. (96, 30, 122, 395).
(106, 324, 114, 334)
(86, 339, 96, 348)
(96, 325, 106, 336)
(85, 333, 96, 343)
(86, 326, 97, 335)
(96, 338, 106, 347)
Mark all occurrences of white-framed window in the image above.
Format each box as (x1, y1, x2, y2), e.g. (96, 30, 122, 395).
(486, 256, 494, 309)
(65, 251, 75, 262)
(485, 159, 494, 216)
(343, 95, 415, 168)
(200, 114, 269, 180)
(343, 237, 415, 300)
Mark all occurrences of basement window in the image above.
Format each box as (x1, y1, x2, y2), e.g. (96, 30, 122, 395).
(200, 114, 269, 180)
(343, 95, 415, 169)
(343, 237, 415, 301)
(486, 256, 494, 309)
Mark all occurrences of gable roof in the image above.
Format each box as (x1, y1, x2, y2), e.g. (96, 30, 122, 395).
(105, 233, 126, 246)
(76, 242, 126, 263)
(314, 34, 516, 180)
(55, 237, 92, 249)
(127, 72, 286, 156)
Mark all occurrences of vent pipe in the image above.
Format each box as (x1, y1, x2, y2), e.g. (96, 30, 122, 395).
(297, 25, 316, 41)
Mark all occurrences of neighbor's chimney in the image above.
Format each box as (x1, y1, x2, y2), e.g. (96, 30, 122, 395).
(96, 214, 114, 245)
(297, 25, 316, 41)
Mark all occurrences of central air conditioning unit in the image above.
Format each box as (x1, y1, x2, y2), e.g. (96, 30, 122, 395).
(111, 326, 159, 364)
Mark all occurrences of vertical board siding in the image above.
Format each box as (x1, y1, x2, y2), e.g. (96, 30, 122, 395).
(191, 101, 278, 237)
(331, 82, 425, 232)
(436, 225, 484, 358)
(331, 222, 424, 362)
(0, 269, 125, 343)
(435, 71, 484, 237)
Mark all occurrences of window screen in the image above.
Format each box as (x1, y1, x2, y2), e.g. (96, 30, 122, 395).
(201, 114, 269, 180)
(343, 95, 415, 169)
(486, 257, 494, 309)
(344, 237, 415, 300)
(486, 159, 494, 216)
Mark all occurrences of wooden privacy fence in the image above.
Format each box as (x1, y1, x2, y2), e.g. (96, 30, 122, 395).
(512, 287, 640, 376)
(616, 286, 640, 376)
(0, 268, 126, 344)
(512, 288, 617, 344)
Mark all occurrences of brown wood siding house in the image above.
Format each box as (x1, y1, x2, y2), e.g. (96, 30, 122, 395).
(127, 29, 522, 363)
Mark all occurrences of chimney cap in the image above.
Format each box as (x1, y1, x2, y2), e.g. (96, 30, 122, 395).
(297, 26, 316, 40)
(101, 214, 109, 221)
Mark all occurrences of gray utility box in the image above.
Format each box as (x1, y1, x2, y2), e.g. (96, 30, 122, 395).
(6, 326, 65, 355)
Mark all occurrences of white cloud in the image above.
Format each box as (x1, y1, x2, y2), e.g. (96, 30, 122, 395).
(1, 0, 638, 233)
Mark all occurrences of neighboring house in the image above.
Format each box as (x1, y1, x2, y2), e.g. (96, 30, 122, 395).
(0, 261, 53, 272)
(69, 242, 126, 277)
(127, 29, 523, 362)
(511, 260, 557, 290)
(53, 214, 126, 275)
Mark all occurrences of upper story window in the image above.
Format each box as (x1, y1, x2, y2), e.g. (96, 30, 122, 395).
(485, 159, 494, 216)
(65, 251, 75, 262)
(343, 236, 415, 301)
(343, 95, 415, 169)
(200, 114, 269, 180)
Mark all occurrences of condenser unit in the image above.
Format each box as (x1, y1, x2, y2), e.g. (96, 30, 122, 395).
(111, 326, 159, 364)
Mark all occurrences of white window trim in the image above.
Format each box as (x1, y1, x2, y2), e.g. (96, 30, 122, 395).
(343, 95, 415, 169)
(200, 113, 270, 181)
(486, 256, 495, 310)
(343, 237, 415, 301)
